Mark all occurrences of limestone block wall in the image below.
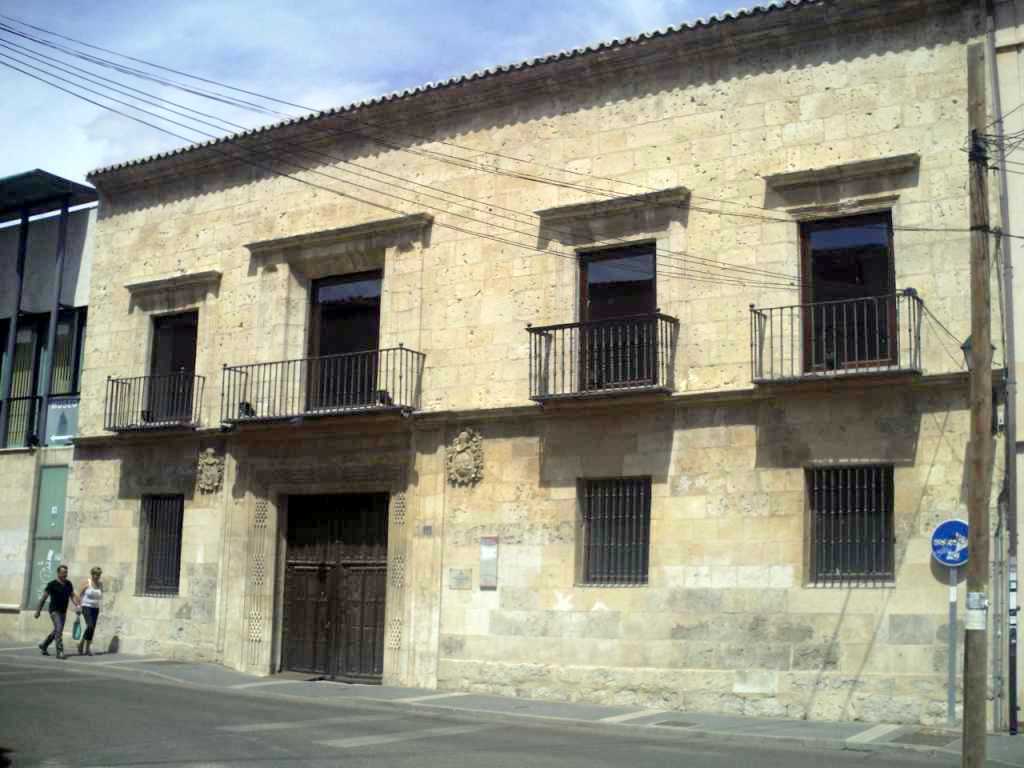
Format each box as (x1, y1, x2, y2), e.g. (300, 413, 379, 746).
(63, 438, 226, 659)
(435, 386, 989, 725)
(0, 451, 37, 632)
(79, 3, 985, 437)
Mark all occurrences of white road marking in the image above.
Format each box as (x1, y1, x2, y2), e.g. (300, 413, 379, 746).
(318, 723, 491, 749)
(230, 679, 307, 690)
(0, 646, 40, 653)
(3, 676, 75, 687)
(219, 713, 388, 733)
(600, 709, 667, 724)
(394, 691, 471, 704)
(846, 723, 902, 743)
(94, 657, 166, 665)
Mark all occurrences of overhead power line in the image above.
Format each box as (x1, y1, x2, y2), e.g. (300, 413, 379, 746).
(0, 38, 808, 287)
(1, 13, 1013, 243)
(0, 56, 805, 296)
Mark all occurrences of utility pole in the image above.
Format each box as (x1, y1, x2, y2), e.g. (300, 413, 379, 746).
(963, 41, 995, 768)
(985, 0, 1020, 733)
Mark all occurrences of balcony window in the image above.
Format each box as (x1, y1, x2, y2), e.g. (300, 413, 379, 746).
(104, 310, 205, 432)
(221, 270, 423, 424)
(803, 213, 895, 373)
(149, 311, 198, 423)
(750, 212, 923, 382)
(308, 272, 382, 411)
(581, 244, 657, 391)
(528, 243, 677, 400)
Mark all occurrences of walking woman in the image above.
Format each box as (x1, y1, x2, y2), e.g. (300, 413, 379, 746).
(34, 564, 80, 659)
(78, 566, 103, 656)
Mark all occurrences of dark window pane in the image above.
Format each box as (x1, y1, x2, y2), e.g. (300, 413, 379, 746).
(315, 274, 382, 305)
(808, 466, 894, 585)
(580, 477, 651, 586)
(802, 213, 896, 372)
(151, 311, 197, 376)
(309, 273, 383, 408)
(582, 244, 656, 321)
(141, 495, 184, 595)
(804, 214, 892, 303)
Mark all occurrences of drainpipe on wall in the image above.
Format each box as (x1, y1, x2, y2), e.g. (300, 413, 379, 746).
(986, 0, 1019, 735)
(0, 207, 30, 448)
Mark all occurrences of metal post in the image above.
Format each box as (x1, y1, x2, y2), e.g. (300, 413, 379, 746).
(963, 42, 994, 768)
(953, 565, 961, 727)
(35, 196, 70, 446)
(0, 206, 30, 448)
(986, 0, 1019, 734)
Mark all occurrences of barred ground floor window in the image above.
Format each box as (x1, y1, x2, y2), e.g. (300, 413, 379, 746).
(807, 465, 894, 586)
(578, 477, 651, 586)
(138, 494, 184, 596)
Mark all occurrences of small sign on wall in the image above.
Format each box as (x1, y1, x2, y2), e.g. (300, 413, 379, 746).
(449, 568, 473, 590)
(480, 536, 498, 591)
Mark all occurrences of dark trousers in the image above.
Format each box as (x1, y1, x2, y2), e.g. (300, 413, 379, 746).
(82, 606, 99, 641)
(41, 611, 67, 654)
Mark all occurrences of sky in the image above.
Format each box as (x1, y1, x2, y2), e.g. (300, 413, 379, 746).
(0, 0, 753, 185)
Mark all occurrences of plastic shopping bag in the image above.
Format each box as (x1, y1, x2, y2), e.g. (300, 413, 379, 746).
(72, 617, 82, 641)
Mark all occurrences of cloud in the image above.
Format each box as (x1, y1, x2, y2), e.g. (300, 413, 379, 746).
(0, 0, 740, 183)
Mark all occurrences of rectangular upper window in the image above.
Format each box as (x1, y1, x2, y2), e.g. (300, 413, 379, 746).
(800, 213, 896, 373)
(578, 477, 651, 586)
(580, 243, 656, 322)
(139, 495, 184, 596)
(807, 465, 894, 585)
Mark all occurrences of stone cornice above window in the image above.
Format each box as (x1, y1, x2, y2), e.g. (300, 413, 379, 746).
(535, 186, 690, 224)
(763, 154, 920, 191)
(245, 213, 433, 261)
(124, 270, 222, 297)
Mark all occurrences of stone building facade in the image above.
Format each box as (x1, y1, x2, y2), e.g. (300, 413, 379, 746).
(27, 0, 1012, 724)
(0, 171, 95, 633)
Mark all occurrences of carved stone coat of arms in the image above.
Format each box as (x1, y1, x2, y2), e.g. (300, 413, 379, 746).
(197, 448, 224, 494)
(446, 428, 483, 486)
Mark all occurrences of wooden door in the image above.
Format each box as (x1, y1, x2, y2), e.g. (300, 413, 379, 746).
(282, 494, 388, 681)
(281, 563, 334, 676)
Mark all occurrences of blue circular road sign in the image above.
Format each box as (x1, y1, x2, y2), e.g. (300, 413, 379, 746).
(931, 519, 968, 567)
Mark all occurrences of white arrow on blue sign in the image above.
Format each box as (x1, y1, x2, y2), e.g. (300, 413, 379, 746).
(930, 519, 968, 567)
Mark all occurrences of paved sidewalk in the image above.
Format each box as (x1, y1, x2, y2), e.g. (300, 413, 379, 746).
(2, 640, 1021, 766)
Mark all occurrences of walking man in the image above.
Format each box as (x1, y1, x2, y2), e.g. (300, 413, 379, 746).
(35, 565, 80, 659)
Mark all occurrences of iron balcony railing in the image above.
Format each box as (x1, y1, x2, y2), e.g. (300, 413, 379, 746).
(749, 290, 923, 383)
(221, 346, 425, 424)
(527, 313, 679, 401)
(105, 372, 206, 431)
(2, 395, 41, 448)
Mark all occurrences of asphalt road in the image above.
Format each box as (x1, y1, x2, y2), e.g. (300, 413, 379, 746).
(0, 654, 961, 768)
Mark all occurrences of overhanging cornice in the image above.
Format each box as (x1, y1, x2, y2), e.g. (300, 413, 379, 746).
(764, 154, 920, 191)
(124, 270, 222, 296)
(245, 214, 433, 258)
(535, 187, 690, 224)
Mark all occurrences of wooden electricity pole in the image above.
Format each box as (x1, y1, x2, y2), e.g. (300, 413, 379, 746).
(963, 41, 994, 768)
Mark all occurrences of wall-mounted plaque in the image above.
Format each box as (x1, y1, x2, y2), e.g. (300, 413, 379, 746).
(449, 567, 473, 590)
(480, 536, 498, 590)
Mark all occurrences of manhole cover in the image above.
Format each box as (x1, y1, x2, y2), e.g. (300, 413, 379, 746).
(890, 732, 958, 748)
(653, 720, 697, 729)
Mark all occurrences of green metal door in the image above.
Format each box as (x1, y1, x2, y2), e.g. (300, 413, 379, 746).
(28, 466, 68, 603)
